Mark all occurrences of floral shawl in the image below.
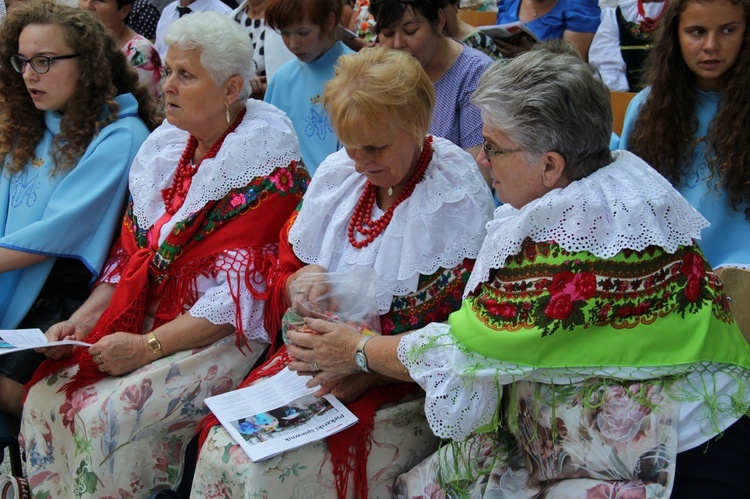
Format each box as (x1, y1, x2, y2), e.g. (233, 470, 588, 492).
(397, 151, 750, 496)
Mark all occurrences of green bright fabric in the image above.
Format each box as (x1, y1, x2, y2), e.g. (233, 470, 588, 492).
(450, 240, 750, 376)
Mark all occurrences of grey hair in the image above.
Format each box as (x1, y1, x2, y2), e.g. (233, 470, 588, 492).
(164, 11, 253, 100)
(471, 50, 613, 181)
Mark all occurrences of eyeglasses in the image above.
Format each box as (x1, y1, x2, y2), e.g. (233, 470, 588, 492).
(10, 54, 80, 75)
(482, 139, 523, 158)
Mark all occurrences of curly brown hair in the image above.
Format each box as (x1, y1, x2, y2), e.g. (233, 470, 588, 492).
(0, 0, 162, 175)
(627, 0, 750, 220)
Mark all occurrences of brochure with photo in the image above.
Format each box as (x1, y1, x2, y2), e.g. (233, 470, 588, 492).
(0, 328, 91, 356)
(204, 366, 358, 462)
(477, 21, 540, 45)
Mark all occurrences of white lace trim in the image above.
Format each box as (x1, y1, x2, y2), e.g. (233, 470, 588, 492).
(465, 150, 709, 297)
(129, 99, 300, 228)
(398, 323, 742, 446)
(288, 136, 495, 313)
(190, 244, 278, 343)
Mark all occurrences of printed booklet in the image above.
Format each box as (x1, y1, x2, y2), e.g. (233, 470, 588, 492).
(477, 21, 540, 45)
(0, 328, 91, 356)
(204, 366, 358, 462)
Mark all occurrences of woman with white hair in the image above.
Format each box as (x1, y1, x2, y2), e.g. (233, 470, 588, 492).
(20, 11, 309, 497)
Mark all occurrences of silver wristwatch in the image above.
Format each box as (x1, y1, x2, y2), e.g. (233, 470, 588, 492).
(354, 334, 374, 373)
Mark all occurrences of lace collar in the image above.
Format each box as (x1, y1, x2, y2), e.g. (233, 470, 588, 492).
(130, 99, 300, 228)
(289, 136, 495, 313)
(465, 150, 709, 297)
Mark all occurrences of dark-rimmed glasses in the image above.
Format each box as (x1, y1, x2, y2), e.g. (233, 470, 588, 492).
(10, 54, 80, 75)
(482, 139, 523, 158)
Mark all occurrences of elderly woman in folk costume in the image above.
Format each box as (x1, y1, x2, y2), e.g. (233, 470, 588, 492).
(292, 50, 750, 497)
(192, 46, 495, 499)
(20, 11, 308, 497)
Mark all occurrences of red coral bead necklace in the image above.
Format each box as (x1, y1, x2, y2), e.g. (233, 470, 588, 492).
(348, 136, 433, 249)
(162, 107, 247, 215)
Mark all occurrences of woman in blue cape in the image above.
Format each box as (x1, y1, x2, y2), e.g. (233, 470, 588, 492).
(619, 0, 750, 270)
(0, 0, 160, 418)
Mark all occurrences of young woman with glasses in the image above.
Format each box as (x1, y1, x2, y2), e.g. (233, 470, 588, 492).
(0, 0, 160, 421)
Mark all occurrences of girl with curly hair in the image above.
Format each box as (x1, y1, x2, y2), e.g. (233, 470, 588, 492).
(620, 0, 750, 269)
(0, 0, 160, 419)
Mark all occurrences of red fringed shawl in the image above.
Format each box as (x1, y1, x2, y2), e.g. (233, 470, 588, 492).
(27, 162, 308, 396)
(198, 211, 473, 499)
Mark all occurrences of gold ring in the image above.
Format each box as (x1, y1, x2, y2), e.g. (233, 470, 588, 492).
(98, 365, 105, 372)
(96, 354, 103, 364)
(312, 361, 320, 371)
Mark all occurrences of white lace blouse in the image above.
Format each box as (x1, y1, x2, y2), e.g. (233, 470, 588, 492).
(105, 99, 300, 343)
(288, 136, 496, 314)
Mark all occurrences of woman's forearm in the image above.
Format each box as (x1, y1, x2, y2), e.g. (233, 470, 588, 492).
(148, 313, 234, 358)
(0, 247, 49, 273)
(563, 30, 595, 62)
(87, 312, 236, 376)
(70, 282, 116, 334)
(362, 334, 414, 382)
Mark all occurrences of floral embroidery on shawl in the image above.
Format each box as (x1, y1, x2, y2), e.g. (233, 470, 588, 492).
(471, 239, 733, 338)
(122, 160, 307, 272)
(382, 260, 473, 334)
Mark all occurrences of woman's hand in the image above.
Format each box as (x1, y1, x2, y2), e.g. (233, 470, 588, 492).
(36, 282, 115, 359)
(285, 264, 332, 316)
(249, 74, 267, 97)
(316, 372, 386, 402)
(37, 320, 90, 359)
(287, 318, 362, 387)
(89, 332, 151, 376)
(291, 318, 413, 384)
(494, 35, 535, 58)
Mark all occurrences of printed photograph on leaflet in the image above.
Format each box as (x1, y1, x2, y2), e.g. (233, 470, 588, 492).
(230, 394, 335, 444)
(205, 366, 357, 462)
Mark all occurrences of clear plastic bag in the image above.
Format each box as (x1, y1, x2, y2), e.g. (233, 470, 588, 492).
(282, 270, 381, 345)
